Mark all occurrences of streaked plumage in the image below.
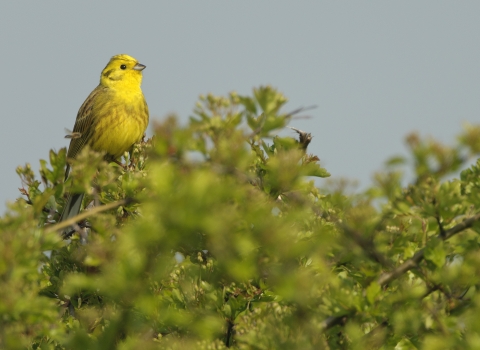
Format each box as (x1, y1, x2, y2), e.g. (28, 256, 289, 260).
(60, 54, 149, 224)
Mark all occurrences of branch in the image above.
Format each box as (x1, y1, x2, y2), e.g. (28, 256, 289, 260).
(377, 211, 480, 286)
(320, 212, 480, 332)
(339, 223, 392, 268)
(44, 197, 136, 234)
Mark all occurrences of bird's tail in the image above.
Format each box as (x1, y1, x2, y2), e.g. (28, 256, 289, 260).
(59, 192, 85, 234)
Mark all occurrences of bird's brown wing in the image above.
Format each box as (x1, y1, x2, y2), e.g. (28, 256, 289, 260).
(64, 85, 107, 179)
(67, 85, 105, 160)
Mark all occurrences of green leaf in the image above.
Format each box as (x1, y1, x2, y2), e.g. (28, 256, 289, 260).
(424, 238, 446, 268)
(302, 162, 330, 178)
(366, 281, 381, 305)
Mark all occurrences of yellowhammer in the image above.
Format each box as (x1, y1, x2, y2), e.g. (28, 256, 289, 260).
(60, 54, 149, 223)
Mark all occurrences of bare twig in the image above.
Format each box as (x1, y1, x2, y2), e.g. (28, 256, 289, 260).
(285, 105, 317, 118)
(44, 197, 136, 234)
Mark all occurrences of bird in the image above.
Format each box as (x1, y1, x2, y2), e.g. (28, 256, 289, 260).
(59, 54, 149, 226)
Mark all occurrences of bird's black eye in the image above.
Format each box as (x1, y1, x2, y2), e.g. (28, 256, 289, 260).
(120, 64, 127, 70)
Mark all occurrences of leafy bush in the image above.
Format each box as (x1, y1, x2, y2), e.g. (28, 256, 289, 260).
(4, 86, 480, 349)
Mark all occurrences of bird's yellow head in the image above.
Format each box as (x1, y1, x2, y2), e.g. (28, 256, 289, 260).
(100, 54, 145, 89)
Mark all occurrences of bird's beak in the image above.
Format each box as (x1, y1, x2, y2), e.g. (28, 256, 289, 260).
(133, 63, 146, 71)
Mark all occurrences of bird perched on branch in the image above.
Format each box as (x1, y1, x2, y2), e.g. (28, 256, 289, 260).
(60, 54, 149, 225)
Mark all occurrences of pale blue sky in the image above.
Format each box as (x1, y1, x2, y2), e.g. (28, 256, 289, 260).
(1, 2, 479, 213)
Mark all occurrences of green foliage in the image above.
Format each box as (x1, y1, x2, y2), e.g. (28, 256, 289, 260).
(5, 86, 480, 348)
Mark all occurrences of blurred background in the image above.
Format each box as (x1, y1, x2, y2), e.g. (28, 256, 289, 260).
(1, 1, 479, 213)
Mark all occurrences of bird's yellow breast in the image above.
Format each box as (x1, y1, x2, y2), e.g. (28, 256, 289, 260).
(90, 88, 149, 159)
